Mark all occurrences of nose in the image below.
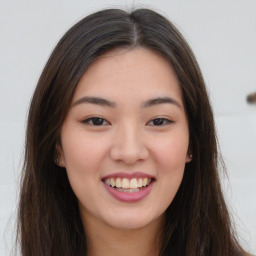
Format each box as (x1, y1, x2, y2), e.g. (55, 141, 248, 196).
(109, 123, 149, 165)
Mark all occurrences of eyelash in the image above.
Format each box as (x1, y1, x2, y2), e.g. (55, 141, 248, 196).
(81, 117, 173, 126)
(82, 117, 109, 126)
(147, 118, 173, 126)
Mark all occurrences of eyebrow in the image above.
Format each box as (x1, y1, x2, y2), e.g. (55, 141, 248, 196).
(72, 96, 116, 108)
(72, 96, 181, 109)
(142, 97, 181, 109)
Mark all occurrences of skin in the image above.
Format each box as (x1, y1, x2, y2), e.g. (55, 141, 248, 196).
(58, 47, 191, 256)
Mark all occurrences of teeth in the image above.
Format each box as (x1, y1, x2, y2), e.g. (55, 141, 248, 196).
(130, 178, 137, 188)
(137, 178, 142, 187)
(105, 179, 111, 186)
(116, 188, 140, 193)
(111, 178, 115, 187)
(104, 177, 152, 189)
(116, 178, 122, 188)
(122, 178, 130, 188)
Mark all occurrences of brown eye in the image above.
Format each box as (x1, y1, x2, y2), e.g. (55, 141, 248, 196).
(82, 117, 109, 126)
(147, 118, 173, 126)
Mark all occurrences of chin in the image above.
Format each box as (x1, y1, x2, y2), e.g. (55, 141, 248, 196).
(102, 210, 163, 230)
(110, 218, 148, 230)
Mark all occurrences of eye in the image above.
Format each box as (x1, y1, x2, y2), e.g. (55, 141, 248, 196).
(82, 117, 110, 126)
(147, 118, 173, 126)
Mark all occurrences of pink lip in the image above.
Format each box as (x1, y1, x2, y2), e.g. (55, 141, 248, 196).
(102, 179, 155, 203)
(101, 172, 155, 180)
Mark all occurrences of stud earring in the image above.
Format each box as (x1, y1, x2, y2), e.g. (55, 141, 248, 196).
(189, 154, 193, 159)
(55, 158, 59, 164)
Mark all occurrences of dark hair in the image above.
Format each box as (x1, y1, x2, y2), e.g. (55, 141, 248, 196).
(18, 8, 247, 256)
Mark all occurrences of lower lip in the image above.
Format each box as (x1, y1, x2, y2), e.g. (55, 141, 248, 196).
(102, 181, 154, 202)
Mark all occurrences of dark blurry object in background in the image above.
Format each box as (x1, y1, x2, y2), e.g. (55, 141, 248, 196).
(247, 92, 256, 104)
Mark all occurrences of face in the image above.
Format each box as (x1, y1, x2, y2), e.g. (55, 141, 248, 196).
(58, 47, 191, 231)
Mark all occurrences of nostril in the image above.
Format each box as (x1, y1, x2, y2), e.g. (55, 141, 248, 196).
(109, 144, 149, 164)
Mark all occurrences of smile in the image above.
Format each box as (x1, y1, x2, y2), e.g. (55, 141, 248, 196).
(103, 177, 152, 192)
(102, 174, 155, 202)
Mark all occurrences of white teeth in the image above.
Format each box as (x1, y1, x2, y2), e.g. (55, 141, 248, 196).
(122, 178, 130, 188)
(116, 188, 140, 193)
(116, 178, 122, 188)
(130, 178, 137, 189)
(111, 178, 115, 187)
(104, 177, 152, 189)
(137, 178, 142, 187)
(105, 179, 111, 186)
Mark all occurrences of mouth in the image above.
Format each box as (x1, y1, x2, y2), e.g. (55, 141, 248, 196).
(102, 177, 154, 193)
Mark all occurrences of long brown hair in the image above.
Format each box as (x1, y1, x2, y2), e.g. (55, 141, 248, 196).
(18, 8, 247, 255)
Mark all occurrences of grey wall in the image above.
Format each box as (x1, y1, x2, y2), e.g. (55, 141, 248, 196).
(1, 1, 255, 255)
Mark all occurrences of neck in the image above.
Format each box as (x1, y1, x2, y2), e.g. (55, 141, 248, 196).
(81, 213, 164, 256)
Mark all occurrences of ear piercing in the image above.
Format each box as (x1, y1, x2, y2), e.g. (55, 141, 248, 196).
(55, 158, 59, 164)
(189, 154, 193, 159)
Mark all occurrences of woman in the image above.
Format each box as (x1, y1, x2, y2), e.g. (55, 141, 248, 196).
(18, 8, 248, 256)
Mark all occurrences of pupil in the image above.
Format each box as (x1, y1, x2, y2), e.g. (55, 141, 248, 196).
(153, 119, 163, 125)
(92, 118, 103, 125)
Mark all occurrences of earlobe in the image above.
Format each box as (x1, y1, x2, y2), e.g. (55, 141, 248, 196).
(186, 142, 193, 163)
(55, 143, 66, 167)
(186, 153, 192, 163)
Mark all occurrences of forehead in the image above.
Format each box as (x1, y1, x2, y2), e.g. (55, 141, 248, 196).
(72, 47, 183, 106)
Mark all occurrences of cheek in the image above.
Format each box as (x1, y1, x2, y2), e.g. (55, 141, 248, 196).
(153, 134, 189, 171)
(156, 140, 186, 187)
(60, 127, 110, 200)
(61, 128, 106, 171)
(151, 133, 188, 205)
(60, 129, 109, 206)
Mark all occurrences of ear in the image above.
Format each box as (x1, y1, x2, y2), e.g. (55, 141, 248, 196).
(186, 141, 193, 163)
(55, 142, 66, 168)
(185, 152, 193, 163)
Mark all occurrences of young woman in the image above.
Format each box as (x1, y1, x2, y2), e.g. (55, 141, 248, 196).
(18, 8, 249, 256)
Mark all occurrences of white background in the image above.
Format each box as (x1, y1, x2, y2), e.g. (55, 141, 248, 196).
(0, 0, 255, 255)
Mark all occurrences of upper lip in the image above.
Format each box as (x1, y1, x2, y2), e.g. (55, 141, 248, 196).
(101, 172, 155, 180)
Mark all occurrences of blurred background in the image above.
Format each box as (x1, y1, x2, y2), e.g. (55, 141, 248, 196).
(0, 0, 255, 255)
